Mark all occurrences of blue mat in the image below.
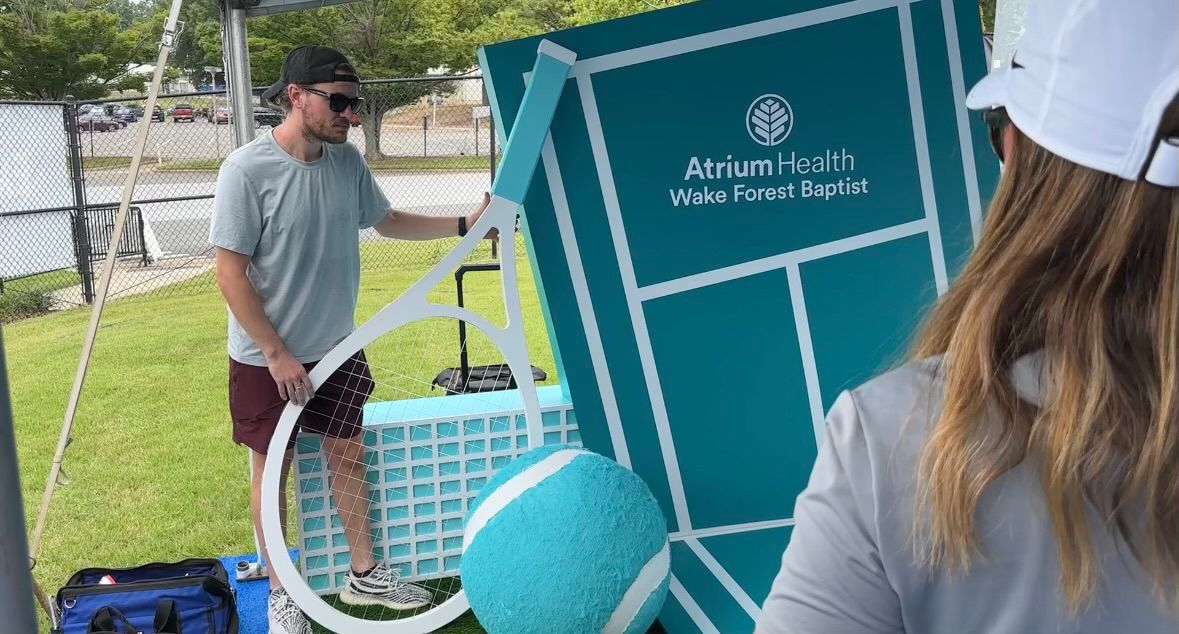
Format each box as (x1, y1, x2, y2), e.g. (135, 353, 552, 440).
(219, 550, 297, 634)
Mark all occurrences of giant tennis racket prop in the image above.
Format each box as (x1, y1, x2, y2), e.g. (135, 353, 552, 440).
(261, 40, 576, 633)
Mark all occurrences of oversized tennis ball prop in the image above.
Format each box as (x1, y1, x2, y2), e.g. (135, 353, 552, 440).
(461, 444, 671, 633)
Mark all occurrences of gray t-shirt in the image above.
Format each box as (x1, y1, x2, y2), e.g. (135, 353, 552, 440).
(209, 131, 390, 366)
(756, 353, 1177, 634)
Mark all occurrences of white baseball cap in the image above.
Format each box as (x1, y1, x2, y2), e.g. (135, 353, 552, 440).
(965, 0, 1179, 187)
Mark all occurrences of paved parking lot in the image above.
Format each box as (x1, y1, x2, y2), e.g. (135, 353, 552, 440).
(83, 170, 490, 257)
(2, 103, 495, 282)
(75, 115, 495, 163)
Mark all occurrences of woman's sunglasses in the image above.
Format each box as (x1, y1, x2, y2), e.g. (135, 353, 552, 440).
(982, 106, 1010, 163)
(301, 86, 364, 113)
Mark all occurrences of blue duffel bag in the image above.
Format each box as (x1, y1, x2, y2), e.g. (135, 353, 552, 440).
(53, 558, 238, 634)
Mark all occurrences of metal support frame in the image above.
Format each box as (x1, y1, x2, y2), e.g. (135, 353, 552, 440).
(222, 0, 268, 582)
(240, 0, 361, 17)
(456, 263, 502, 384)
(0, 329, 38, 634)
(223, 0, 261, 582)
(63, 100, 95, 304)
(224, 3, 256, 148)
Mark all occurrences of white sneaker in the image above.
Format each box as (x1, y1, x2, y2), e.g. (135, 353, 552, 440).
(339, 563, 432, 610)
(269, 587, 313, 634)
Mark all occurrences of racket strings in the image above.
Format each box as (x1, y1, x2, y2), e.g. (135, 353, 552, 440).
(283, 317, 530, 624)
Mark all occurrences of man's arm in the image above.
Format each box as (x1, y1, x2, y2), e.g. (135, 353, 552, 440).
(372, 192, 497, 241)
(214, 247, 313, 405)
(372, 210, 465, 240)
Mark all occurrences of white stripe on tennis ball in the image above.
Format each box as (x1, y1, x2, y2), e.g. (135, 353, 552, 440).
(606, 540, 671, 633)
(462, 448, 592, 550)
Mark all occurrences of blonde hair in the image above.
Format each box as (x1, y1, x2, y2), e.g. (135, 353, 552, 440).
(911, 97, 1179, 612)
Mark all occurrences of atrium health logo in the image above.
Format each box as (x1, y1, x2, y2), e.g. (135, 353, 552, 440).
(746, 94, 793, 147)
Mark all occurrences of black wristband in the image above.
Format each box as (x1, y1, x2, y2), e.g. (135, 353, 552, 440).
(458, 215, 468, 237)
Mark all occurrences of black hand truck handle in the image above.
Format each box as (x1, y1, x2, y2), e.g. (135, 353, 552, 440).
(455, 263, 502, 383)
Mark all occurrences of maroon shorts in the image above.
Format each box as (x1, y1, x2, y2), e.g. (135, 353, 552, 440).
(228, 351, 375, 455)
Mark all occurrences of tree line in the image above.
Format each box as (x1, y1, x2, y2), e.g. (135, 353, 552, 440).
(0, 0, 995, 159)
(0, 0, 997, 102)
(0, 0, 695, 102)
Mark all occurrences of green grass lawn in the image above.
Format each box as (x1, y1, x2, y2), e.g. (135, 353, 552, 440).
(156, 155, 492, 172)
(5, 239, 555, 633)
(153, 157, 224, 172)
(365, 155, 493, 171)
(81, 156, 133, 170)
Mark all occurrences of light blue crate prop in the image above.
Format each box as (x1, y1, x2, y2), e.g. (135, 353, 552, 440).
(293, 385, 578, 595)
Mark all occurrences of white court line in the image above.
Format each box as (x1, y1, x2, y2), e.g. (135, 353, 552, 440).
(940, 0, 984, 244)
(670, 517, 796, 541)
(787, 265, 827, 446)
(570, 0, 917, 77)
(670, 575, 721, 634)
(541, 137, 633, 468)
(899, 2, 950, 295)
(685, 538, 763, 621)
(579, 74, 693, 533)
(636, 219, 930, 302)
(532, 0, 964, 579)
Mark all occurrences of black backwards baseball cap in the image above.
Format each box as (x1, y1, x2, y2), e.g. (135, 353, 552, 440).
(261, 45, 360, 105)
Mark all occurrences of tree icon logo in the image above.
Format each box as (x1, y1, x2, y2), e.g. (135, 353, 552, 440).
(746, 94, 793, 147)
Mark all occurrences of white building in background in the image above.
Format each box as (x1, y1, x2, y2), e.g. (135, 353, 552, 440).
(122, 63, 199, 94)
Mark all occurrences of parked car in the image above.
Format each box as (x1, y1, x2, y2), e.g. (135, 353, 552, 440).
(211, 107, 230, 125)
(79, 104, 103, 117)
(228, 106, 281, 128)
(172, 103, 194, 122)
(114, 107, 137, 123)
(151, 106, 164, 122)
(78, 113, 120, 132)
(253, 107, 283, 128)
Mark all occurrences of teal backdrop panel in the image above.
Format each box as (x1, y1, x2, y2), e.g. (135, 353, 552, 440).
(478, 1, 998, 631)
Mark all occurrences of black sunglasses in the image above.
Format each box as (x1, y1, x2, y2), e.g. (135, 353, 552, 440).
(982, 106, 1010, 162)
(301, 86, 364, 113)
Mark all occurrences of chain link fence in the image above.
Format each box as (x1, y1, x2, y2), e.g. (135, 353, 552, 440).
(0, 76, 511, 322)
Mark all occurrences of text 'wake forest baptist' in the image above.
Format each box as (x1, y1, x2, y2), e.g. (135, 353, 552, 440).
(670, 148, 871, 206)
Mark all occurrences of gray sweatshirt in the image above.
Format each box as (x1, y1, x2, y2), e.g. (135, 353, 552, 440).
(755, 354, 1178, 634)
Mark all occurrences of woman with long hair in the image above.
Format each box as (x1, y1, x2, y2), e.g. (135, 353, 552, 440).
(755, 1, 1178, 632)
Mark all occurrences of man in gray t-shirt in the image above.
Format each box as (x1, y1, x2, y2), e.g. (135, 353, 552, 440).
(209, 45, 494, 634)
